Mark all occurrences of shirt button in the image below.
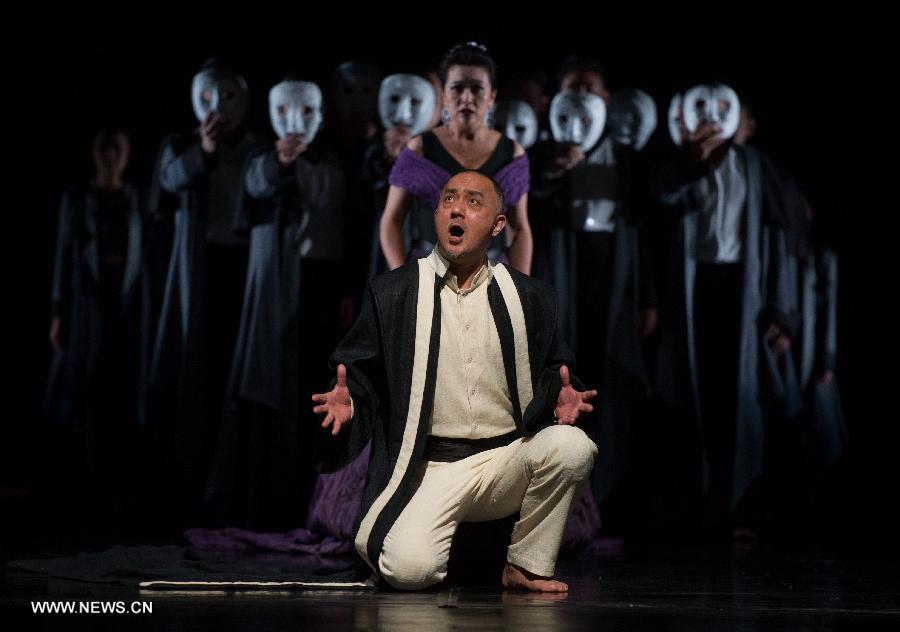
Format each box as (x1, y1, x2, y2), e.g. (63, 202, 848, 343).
(467, 357, 473, 364)
(465, 324, 471, 330)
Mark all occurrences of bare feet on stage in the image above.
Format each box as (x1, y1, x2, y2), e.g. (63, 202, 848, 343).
(501, 563, 568, 592)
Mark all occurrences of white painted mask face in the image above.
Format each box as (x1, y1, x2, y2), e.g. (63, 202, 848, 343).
(332, 62, 380, 118)
(682, 84, 740, 140)
(494, 100, 538, 149)
(549, 91, 606, 152)
(608, 89, 658, 151)
(668, 93, 684, 146)
(269, 81, 323, 143)
(191, 69, 249, 128)
(378, 74, 436, 136)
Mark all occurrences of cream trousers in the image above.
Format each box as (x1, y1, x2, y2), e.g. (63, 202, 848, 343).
(376, 424, 597, 590)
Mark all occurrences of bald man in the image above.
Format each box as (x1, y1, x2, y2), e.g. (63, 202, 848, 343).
(312, 171, 598, 591)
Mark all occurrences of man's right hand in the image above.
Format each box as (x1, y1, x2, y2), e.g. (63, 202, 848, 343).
(312, 363, 353, 436)
(276, 134, 308, 166)
(687, 120, 728, 166)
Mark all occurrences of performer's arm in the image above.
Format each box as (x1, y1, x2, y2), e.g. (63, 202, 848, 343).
(815, 248, 839, 383)
(379, 185, 413, 270)
(523, 295, 594, 434)
(505, 192, 533, 275)
(245, 149, 294, 199)
(158, 138, 210, 195)
(763, 224, 796, 357)
(311, 284, 385, 471)
(48, 192, 74, 353)
(647, 121, 726, 207)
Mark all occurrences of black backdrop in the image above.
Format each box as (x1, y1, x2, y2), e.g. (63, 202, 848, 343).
(4, 14, 894, 554)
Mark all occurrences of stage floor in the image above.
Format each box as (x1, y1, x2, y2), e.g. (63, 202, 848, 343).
(3, 546, 899, 631)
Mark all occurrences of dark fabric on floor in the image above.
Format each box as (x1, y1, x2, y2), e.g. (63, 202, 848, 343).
(7, 544, 368, 587)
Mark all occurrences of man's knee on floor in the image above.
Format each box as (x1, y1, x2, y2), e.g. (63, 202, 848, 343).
(534, 424, 597, 480)
(378, 542, 446, 590)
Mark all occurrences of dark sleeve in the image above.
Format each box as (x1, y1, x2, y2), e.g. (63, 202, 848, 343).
(147, 137, 180, 220)
(629, 151, 659, 310)
(314, 284, 385, 472)
(647, 147, 711, 208)
(757, 150, 792, 229)
(522, 292, 586, 435)
(815, 248, 839, 373)
(245, 149, 294, 200)
(527, 142, 573, 233)
(763, 224, 799, 338)
(159, 137, 211, 195)
(362, 136, 392, 191)
(638, 226, 658, 310)
(50, 192, 74, 321)
(528, 141, 568, 200)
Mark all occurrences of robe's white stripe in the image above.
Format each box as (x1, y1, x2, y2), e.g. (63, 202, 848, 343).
(354, 258, 435, 570)
(492, 264, 534, 414)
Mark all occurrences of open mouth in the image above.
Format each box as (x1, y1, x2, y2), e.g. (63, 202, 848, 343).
(448, 224, 465, 245)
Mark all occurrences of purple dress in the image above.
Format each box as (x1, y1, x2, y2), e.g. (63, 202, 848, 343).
(388, 131, 530, 259)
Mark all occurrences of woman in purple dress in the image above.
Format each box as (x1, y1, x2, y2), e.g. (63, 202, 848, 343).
(379, 42, 533, 273)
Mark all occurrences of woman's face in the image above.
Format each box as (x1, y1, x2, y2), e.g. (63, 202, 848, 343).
(443, 65, 496, 128)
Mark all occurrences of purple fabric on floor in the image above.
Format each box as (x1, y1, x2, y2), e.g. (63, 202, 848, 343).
(186, 444, 371, 555)
(561, 486, 603, 552)
(187, 442, 605, 555)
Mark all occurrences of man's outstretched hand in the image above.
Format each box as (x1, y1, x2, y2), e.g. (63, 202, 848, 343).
(554, 365, 597, 425)
(312, 363, 353, 436)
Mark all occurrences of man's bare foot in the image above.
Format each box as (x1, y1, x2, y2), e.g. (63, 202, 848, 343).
(501, 563, 568, 592)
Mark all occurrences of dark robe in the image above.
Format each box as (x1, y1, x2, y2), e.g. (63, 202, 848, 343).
(772, 171, 847, 475)
(148, 130, 266, 521)
(44, 183, 150, 522)
(649, 143, 795, 517)
(316, 257, 583, 576)
(529, 136, 650, 510)
(361, 135, 392, 279)
(202, 144, 347, 530)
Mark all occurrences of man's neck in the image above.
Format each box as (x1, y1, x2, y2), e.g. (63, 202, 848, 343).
(449, 255, 487, 290)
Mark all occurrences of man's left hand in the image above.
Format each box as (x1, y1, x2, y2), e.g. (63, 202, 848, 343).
(554, 365, 597, 425)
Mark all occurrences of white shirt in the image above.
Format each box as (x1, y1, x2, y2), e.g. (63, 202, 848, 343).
(425, 248, 517, 439)
(692, 147, 747, 263)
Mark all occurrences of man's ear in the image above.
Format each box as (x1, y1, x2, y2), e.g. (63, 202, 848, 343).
(491, 213, 507, 237)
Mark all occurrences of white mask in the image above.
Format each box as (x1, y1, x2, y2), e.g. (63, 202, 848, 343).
(268, 80, 323, 143)
(494, 100, 538, 149)
(682, 84, 740, 140)
(549, 91, 606, 152)
(331, 61, 380, 118)
(191, 69, 249, 128)
(377, 74, 436, 136)
(668, 93, 683, 146)
(608, 89, 658, 151)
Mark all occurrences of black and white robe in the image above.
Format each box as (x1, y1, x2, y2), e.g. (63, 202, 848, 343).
(315, 256, 583, 575)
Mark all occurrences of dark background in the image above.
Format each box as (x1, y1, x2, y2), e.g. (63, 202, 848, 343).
(3, 15, 894, 555)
